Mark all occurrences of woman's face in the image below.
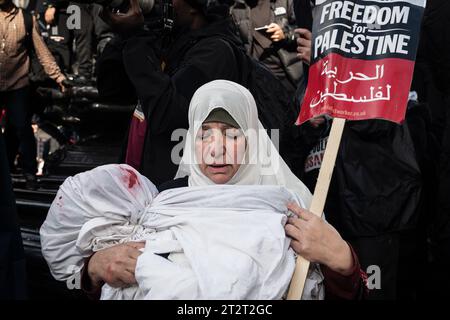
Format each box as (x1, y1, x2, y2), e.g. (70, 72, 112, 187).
(195, 121, 247, 184)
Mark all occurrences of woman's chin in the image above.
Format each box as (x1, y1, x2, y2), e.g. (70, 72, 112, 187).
(208, 173, 233, 184)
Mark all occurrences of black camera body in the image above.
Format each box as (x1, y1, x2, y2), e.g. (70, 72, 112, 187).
(70, 0, 174, 32)
(93, 0, 154, 13)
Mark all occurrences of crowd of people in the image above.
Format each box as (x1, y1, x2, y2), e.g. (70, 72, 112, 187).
(1, 0, 450, 300)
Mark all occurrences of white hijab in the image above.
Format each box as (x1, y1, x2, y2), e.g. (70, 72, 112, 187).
(175, 80, 312, 208)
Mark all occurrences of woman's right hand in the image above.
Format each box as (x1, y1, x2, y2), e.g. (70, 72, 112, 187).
(87, 242, 145, 288)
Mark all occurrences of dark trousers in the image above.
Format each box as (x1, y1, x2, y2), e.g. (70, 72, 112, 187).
(0, 87, 37, 175)
(0, 132, 27, 299)
(73, 3, 94, 78)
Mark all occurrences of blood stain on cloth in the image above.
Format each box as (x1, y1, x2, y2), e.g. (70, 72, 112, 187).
(120, 165, 140, 189)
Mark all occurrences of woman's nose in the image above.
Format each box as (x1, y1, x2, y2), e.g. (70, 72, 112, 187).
(208, 135, 226, 159)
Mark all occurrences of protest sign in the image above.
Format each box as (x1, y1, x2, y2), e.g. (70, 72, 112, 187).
(297, 0, 426, 124)
(288, 0, 426, 300)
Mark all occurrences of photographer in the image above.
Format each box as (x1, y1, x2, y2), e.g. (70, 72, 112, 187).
(230, 0, 303, 96)
(96, 0, 249, 185)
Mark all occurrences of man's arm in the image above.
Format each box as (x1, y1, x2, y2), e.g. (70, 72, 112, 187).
(31, 15, 66, 85)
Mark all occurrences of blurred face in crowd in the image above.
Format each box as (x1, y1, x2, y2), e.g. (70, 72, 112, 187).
(195, 122, 247, 184)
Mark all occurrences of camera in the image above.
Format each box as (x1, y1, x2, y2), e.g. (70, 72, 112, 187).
(94, 0, 155, 14)
(71, 0, 174, 32)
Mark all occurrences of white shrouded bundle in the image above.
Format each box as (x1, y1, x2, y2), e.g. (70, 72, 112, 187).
(40, 164, 324, 300)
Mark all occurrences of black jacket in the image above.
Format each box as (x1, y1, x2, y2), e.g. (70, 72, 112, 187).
(97, 15, 245, 185)
(298, 119, 422, 239)
(419, 0, 450, 96)
(420, 0, 450, 242)
(230, 0, 303, 88)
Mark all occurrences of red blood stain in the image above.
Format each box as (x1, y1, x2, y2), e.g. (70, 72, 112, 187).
(120, 166, 139, 189)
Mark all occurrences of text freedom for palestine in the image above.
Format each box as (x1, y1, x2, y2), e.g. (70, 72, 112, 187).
(314, 1, 413, 58)
(319, 1, 410, 25)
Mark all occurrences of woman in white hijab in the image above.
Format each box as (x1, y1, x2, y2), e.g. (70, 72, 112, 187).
(175, 79, 313, 202)
(86, 80, 367, 299)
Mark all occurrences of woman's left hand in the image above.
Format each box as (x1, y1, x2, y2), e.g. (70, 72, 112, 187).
(285, 203, 355, 276)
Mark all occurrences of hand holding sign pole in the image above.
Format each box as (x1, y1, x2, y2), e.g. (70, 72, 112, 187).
(287, 116, 345, 300)
(287, 0, 426, 300)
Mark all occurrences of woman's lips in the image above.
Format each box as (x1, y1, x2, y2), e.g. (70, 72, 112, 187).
(207, 164, 231, 174)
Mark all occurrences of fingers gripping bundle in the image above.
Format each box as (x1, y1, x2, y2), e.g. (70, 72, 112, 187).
(40, 164, 324, 299)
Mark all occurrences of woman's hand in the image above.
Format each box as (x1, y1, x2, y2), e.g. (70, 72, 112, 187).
(295, 28, 312, 65)
(285, 203, 354, 276)
(267, 23, 286, 42)
(87, 242, 145, 288)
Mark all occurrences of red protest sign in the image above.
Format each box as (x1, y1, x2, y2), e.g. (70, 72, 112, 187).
(288, 0, 427, 300)
(296, 0, 426, 125)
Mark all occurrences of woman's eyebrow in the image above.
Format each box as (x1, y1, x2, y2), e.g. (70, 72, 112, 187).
(200, 124, 239, 131)
(222, 125, 239, 130)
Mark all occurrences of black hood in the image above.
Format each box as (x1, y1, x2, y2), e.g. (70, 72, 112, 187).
(188, 14, 243, 47)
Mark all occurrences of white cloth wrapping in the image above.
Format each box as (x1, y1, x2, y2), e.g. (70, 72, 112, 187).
(40, 164, 324, 300)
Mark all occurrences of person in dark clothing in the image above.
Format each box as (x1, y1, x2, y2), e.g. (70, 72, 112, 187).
(293, 0, 313, 30)
(402, 98, 440, 299)
(292, 1, 422, 299)
(297, 119, 422, 300)
(230, 0, 303, 96)
(33, 0, 70, 73)
(418, 0, 450, 298)
(96, 0, 251, 186)
(42, 0, 94, 80)
(90, 3, 114, 56)
(0, 132, 27, 299)
(72, 3, 94, 78)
